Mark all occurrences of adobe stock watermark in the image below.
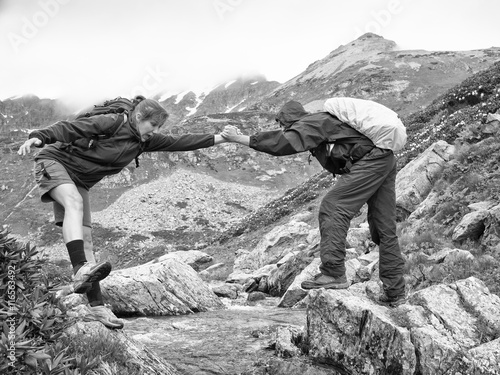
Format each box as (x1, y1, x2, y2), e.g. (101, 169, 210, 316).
(129, 65, 170, 99)
(5, 264, 18, 368)
(353, 0, 411, 39)
(8, 0, 71, 54)
(213, 0, 244, 21)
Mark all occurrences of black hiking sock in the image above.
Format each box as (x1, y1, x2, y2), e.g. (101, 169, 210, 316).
(66, 240, 86, 274)
(86, 282, 104, 307)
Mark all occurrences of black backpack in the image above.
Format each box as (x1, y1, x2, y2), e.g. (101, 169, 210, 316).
(62, 96, 145, 166)
(73, 96, 145, 147)
(310, 138, 375, 176)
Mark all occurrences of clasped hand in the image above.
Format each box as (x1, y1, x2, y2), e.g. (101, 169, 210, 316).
(221, 125, 242, 141)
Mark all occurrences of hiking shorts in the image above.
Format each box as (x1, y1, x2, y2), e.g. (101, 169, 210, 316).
(34, 159, 92, 228)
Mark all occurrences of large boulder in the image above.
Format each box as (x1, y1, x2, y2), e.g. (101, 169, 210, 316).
(396, 140, 455, 218)
(307, 288, 416, 374)
(305, 277, 500, 374)
(101, 258, 225, 316)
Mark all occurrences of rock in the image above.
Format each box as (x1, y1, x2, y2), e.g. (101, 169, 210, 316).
(396, 140, 455, 217)
(402, 277, 500, 373)
(463, 337, 500, 373)
(408, 190, 441, 221)
(290, 211, 314, 223)
(468, 201, 498, 211)
(357, 249, 380, 265)
(234, 220, 312, 272)
(145, 249, 213, 270)
(198, 262, 226, 278)
(346, 227, 371, 250)
(276, 251, 300, 267)
(100, 258, 225, 316)
(64, 319, 179, 374)
(277, 258, 321, 308)
(243, 278, 259, 293)
(248, 291, 267, 302)
(306, 288, 417, 374)
(266, 357, 339, 375)
(453, 277, 500, 336)
(304, 277, 500, 375)
(211, 284, 239, 299)
(226, 264, 278, 286)
(271, 325, 303, 358)
(225, 271, 254, 284)
(482, 204, 500, 249)
(345, 247, 359, 260)
(452, 210, 490, 242)
(267, 251, 314, 297)
(427, 247, 474, 263)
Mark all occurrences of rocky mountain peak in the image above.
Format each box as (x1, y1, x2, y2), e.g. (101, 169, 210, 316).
(297, 33, 396, 80)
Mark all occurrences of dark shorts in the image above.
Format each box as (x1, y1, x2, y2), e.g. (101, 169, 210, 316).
(34, 159, 92, 227)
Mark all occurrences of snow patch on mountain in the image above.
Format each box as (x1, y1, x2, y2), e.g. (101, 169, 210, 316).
(225, 99, 245, 113)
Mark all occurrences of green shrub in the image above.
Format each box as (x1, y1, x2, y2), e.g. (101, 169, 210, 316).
(0, 228, 78, 374)
(60, 330, 142, 375)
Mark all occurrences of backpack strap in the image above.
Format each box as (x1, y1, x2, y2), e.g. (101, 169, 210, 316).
(87, 113, 127, 148)
(337, 140, 375, 174)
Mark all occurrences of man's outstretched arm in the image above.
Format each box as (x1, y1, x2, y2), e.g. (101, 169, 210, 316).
(222, 125, 300, 156)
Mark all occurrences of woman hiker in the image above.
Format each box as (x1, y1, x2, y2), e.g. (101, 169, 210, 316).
(18, 96, 228, 328)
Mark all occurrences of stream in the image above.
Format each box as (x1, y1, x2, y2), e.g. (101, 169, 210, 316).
(125, 298, 307, 375)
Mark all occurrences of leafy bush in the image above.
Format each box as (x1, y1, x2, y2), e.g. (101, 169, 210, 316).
(0, 228, 77, 374)
(60, 330, 142, 375)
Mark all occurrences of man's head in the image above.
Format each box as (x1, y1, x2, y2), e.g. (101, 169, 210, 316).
(275, 101, 309, 130)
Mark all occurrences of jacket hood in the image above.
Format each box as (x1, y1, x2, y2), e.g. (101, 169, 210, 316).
(275, 101, 309, 130)
(128, 115, 144, 142)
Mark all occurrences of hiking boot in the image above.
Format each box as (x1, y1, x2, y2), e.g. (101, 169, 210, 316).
(83, 305, 124, 329)
(378, 292, 407, 307)
(73, 261, 112, 294)
(301, 273, 350, 290)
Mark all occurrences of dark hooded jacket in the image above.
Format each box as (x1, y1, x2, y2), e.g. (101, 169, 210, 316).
(248, 101, 395, 174)
(255, 99, 372, 146)
(250, 101, 372, 156)
(30, 113, 214, 189)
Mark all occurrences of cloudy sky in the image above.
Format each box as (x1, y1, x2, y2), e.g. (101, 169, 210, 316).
(1, 0, 499, 109)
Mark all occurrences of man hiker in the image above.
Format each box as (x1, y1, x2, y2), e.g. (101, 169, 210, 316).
(221, 99, 406, 307)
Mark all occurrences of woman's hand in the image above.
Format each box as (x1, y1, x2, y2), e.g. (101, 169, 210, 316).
(221, 125, 242, 141)
(221, 125, 250, 146)
(18, 138, 42, 156)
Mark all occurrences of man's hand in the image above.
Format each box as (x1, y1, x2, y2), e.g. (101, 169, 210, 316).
(221, 125, 242, 141)
(221, 125, 250, 146)
(18, 138, 42, 156)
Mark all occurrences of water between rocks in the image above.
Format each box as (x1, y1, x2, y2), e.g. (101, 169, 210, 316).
(125, 298, 307, 375)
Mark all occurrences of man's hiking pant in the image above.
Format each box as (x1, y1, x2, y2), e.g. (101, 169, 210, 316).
(318, 149, 406, 298)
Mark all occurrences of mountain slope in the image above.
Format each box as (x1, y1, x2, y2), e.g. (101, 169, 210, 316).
(158, 75, 280, 127)
(248, 33, 500, 116)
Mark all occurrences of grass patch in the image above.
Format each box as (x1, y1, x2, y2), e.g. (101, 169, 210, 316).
(60, 330, 141, 375)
